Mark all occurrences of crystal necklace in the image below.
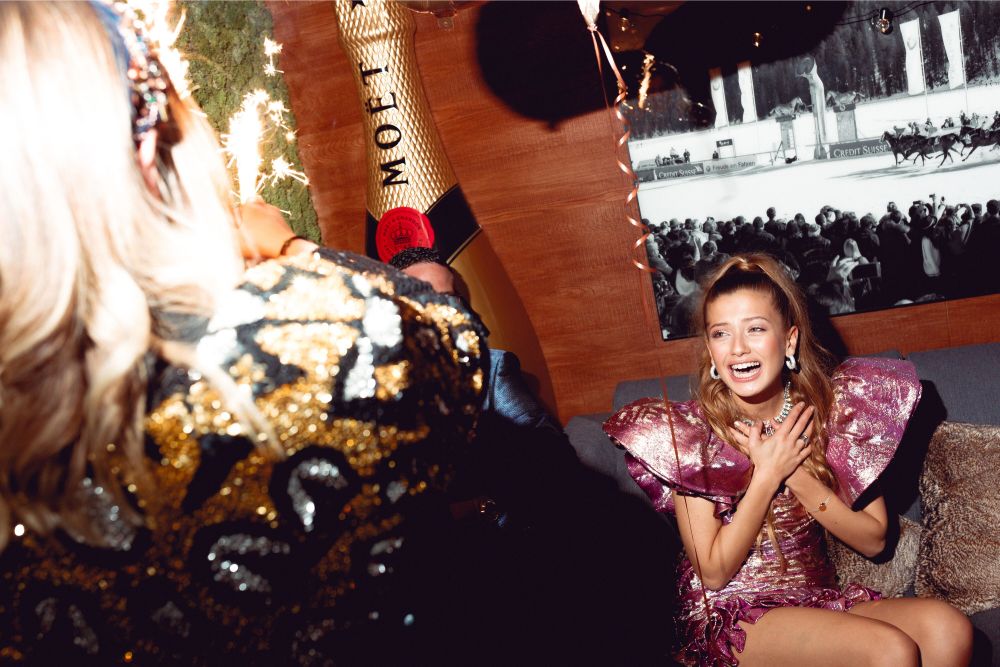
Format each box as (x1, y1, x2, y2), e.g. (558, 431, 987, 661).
(739, 381, 792, 437)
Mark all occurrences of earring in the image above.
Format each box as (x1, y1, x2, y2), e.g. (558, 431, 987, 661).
(710, 362, 720, 380)
(785, 354, 798, 371)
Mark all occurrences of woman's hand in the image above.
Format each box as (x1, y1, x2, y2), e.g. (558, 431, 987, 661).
(236, 198, 316, 259)
(678, 403, 815, 590)
(729, 402, 814, 487)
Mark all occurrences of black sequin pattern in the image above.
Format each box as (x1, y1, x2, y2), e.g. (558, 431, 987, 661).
(0, 249, 486, 664)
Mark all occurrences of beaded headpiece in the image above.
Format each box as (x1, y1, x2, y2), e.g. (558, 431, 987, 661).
(90, 1, 171, 144)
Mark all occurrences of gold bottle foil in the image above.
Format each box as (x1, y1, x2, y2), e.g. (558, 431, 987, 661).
(335, 0, 465, 226)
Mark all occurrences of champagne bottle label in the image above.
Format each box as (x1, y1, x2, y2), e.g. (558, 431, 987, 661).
(334, 0, 480, 262)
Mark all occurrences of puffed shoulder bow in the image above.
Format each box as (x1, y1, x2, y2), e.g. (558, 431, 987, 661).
(604, 358, 921, 513)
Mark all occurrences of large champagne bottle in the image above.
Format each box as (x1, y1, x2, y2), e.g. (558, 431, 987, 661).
(334, 0, 556, 414)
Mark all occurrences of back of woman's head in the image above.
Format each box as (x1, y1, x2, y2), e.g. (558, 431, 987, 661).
(0, 2, 243, 547)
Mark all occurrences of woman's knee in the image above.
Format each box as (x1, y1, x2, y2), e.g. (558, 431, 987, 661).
(867, 625, 920, 667)
(919, 601, 973, 659)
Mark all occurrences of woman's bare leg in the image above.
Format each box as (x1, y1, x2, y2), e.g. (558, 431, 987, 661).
(736, 606, 919, 667)
(848, 597, 973, 667)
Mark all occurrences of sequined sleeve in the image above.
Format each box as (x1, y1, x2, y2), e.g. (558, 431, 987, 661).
(0, 249, 488, 663)
(604, 399, 752, 515)
(826, 357, 921, 508)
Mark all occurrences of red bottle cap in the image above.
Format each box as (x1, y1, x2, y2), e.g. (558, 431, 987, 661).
(375, 207, 436, 262)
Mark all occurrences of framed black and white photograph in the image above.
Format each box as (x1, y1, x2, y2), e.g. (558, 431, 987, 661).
(622, 1, 1000, 339)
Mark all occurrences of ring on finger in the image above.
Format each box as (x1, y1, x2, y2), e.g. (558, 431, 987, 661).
(798, 434, 809, 445)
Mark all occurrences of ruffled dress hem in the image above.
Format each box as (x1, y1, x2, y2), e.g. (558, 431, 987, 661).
(675, 583, 881, 667)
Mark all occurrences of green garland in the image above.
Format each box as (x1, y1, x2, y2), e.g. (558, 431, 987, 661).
(176, 1, 320, 242)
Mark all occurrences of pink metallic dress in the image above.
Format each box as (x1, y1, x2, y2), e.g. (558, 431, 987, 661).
(603, 358, 922, 667)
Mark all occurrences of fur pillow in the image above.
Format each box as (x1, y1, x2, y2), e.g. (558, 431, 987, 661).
(827, 516, 922, 598)
(915, 421, 1000, 615)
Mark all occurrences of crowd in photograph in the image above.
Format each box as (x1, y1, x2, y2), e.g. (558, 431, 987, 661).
(645, 196, 1000, 338)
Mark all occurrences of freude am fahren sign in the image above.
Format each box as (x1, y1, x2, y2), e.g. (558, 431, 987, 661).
(635, 139, 893, 183)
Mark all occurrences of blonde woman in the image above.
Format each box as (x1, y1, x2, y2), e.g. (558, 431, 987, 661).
(605, 254, 971, 666)
(0, 2, 485, 662)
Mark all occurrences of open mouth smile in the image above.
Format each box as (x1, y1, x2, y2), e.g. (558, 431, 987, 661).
(729, 361, 762, 381)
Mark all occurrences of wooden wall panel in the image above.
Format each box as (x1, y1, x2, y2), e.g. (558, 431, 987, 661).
(267, 1, 1000, 423)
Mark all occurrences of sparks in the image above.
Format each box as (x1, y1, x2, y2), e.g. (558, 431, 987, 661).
(638, 52, 655, 110)
(223, 94, 266, 203)
(264, 36, 284, 76)
(269, 157, 309, 188)
(220, 35, 305, 203)
(124, 0, 192, 99)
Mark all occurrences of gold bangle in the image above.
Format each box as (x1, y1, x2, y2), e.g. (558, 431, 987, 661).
(817, 494, 831, 512)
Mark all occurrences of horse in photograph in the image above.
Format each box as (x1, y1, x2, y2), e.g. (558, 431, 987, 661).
(881, 129, 962, 167)
(958, 121, 1000, 162)
(768, 97, 807, 118)
(826, 90, 865, 111)
(881, 131, 925, 166)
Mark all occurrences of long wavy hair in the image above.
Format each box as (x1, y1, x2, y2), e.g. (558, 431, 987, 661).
(0, 2, 266, 550)
(694, 255, 838, 562)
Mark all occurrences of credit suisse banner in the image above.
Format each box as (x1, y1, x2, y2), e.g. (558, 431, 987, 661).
(636, 155, 759, 182)
(636, 163, 705, 182)
(829, 138, 890, 159)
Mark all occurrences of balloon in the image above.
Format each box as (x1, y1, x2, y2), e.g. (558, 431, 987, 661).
(577, 0, 599, 30)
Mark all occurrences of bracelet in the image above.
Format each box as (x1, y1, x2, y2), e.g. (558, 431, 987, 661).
(816, 494, 831, 512)
(279, 234, 308, 256)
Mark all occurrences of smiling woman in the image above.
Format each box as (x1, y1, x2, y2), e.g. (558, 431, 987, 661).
(604, 254, 973, 667)
(705, 291, 797, 413)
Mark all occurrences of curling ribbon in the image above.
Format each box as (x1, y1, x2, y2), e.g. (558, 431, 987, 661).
(580, 9, 652, 274)
(580, 2, 713, 618)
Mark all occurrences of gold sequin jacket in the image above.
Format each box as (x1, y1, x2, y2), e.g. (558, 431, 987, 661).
(0, 249, 487, 664)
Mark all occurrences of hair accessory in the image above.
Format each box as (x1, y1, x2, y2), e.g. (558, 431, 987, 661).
(91, 1, 171, 144)
(785, 353, 798, 372)
(279, 235, 308, 256)
(710, 361, 720, 380)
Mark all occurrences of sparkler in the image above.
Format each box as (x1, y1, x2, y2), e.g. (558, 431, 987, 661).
(124, 0, 191, 99)
(119, 4, 307, 204)
(638, 52, 655, 110)
(221, 36, 309, 203)
(263, 37, 283, 77)
(224, 93, 266, 203)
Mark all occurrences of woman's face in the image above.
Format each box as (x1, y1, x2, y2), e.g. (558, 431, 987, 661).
(705, 288, 798, 408)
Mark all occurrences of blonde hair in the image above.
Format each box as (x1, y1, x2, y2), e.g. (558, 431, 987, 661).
(0, 2, 255, 549)
(694, 255, 838, 564)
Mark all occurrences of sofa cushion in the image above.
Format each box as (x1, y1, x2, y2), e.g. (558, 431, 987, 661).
(865, 349, 904, 360)
(564, 412, 649, 502)
(970, 607, 1000, 667)
(612, 375, 692, 411)
(827, 515, 922, 598)
(916, 421, 1000, 615)
(907, 343, 1000, 426)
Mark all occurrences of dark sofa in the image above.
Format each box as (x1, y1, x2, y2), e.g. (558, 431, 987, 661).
(564, 342, 1000, 666)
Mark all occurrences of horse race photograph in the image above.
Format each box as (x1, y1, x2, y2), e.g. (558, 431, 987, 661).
(618, 1, 1000, 339)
